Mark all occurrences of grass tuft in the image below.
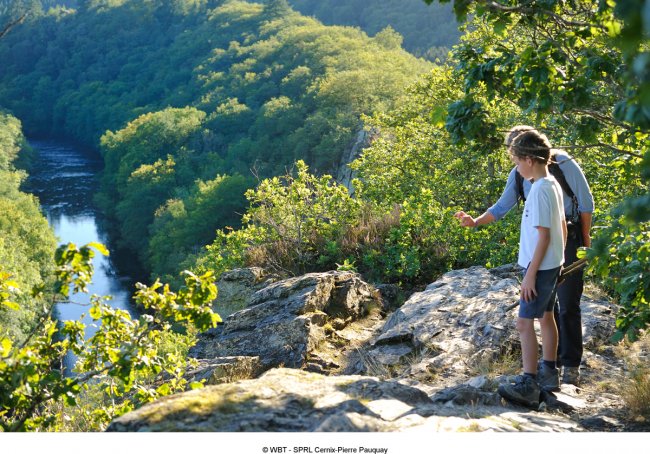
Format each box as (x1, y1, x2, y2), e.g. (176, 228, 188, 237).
(616, 329, 650, 419)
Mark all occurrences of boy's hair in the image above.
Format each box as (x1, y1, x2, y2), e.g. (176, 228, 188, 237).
(510, 130, 551, 163)
(505, 125, 535, 148)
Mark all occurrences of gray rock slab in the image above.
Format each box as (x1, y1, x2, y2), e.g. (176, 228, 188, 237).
(107, 368, 432, 432)
(363, 266, 617, 382)
(110, 265, 622, 433)
(108, 367, 584, 432)
(189, 271, 382, 373)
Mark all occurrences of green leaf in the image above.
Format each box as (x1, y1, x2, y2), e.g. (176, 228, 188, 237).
(430, 105, 447, 128)
(156, 383, 171, 396)
(493, 17, 509, 37)
(87, 242, 110, 256)
(1, 338, 12, 354)
(604, 20, 622, 37)
(89, 305, 101, 319)
(64, 392, 77, 406)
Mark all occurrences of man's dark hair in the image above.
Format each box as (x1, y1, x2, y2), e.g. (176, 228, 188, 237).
(511, 130, 551, 162)
(504, 125, 535, 148)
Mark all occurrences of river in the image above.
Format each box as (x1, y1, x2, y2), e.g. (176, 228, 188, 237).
(25, 139, 140, 372)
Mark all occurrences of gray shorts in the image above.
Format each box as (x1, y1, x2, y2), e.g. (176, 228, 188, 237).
(518, 266, 561, 319)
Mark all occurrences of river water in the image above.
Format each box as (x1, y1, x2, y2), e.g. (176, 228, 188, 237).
(25, 139, 139, 372)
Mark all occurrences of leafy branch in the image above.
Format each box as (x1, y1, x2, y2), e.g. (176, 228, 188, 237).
(482, 1, 606, 30)
(0, 243, 221, 431)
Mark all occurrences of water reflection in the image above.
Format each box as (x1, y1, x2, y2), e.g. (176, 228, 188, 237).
(26, 139, 139, 373)
(47, 214, 136, 319)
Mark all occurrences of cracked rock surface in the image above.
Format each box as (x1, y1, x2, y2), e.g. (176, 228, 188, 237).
(108, 266, 647, 432)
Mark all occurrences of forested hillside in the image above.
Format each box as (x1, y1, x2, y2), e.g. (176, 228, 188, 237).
(0, 0, 432, 281)
(282, 0, 460, 61)
(1, 1, 646, 332)
(12, 0, 460, 60)
(0, 112, 57, 343)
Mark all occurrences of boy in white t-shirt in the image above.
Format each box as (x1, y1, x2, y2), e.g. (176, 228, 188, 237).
(497, 130, 567, 408)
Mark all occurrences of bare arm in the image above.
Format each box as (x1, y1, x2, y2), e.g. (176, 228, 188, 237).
(454, 168, 520, 228)
(454, 210, 496, 228)
(521, 226, 551, 302)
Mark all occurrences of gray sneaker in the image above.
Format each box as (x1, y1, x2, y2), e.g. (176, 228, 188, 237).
(537, 364, 560, 392)
(562, 366, 580, 385)
(498, 374, 541, 408)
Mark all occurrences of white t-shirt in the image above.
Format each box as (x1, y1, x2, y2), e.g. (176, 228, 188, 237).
(518, 176, 565, 270)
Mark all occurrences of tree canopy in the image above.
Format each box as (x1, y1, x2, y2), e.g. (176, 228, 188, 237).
(0, 111, 57, 343)
(284, 0, 460, 60)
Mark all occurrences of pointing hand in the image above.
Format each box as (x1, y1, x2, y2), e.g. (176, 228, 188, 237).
(454, 211, 477, 228)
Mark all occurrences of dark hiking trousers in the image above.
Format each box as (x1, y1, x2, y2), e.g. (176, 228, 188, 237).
(553, 230, 584, 368)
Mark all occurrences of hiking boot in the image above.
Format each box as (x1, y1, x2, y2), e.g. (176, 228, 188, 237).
(498, 374, 540, 408)
(537, 364, 560, 392)
(562, 366, 580, 386)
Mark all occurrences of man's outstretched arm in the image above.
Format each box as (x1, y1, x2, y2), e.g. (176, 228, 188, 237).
(454, 210, 496, 228)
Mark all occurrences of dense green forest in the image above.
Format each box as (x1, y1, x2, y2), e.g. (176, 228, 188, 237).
(282, 0, 460, 61)
(0, 112, 57, 343)
(0, 0, 647, 432)
(9, 0, 460, 60)
(0, 0, 646, 333)
(0, 0, 432, 280)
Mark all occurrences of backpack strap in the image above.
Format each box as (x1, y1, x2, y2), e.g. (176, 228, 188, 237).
(515, 171, 525, 203)
(549, 159, 581, 222)
(548, 160, 575, 198)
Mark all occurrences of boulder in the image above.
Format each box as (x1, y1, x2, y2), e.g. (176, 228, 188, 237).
(359, 266, 617, 383)
(188, 271, 383, 376)
(361, 266, 520, 379)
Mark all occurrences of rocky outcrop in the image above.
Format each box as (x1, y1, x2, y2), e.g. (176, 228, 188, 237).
(107, 368, 582, 432)
(109, 265, 626, 432)
(335, 128, 377, 193)
(358, 265, 617, 385)
(357, 266, 521, 380)
(188, 271, 384, 377)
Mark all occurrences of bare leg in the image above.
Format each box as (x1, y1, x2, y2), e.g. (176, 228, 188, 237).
(517, 317, 538, 374)
(539, 310, 558, 362)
